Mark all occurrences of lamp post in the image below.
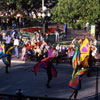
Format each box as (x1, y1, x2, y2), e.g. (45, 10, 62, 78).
(42, 0, 44, 10)
(38, 6, 51, 34)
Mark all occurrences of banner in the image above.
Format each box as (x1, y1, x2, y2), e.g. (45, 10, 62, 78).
(91, 25, 95, 36)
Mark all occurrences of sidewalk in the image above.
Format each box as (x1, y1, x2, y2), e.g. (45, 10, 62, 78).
(0, 54, 34, 64)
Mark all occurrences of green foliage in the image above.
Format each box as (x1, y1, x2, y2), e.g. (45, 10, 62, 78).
(5, 0, 52, 10)
(51, 0, 100, 29)
(5, 0, 42, 10)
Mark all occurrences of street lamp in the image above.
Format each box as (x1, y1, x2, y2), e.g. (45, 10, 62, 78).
(38, 6, 51, 34)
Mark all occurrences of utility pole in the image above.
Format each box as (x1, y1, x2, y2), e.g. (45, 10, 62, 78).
(42, 0, 44, 10)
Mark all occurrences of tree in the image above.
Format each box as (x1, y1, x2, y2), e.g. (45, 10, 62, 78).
(5, 0, 55, 10)
(51, 0, 100, 29)
(6, 0, 42, 10)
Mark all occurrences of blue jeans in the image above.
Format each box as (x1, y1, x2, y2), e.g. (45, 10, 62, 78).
(15, 46, 19, 58)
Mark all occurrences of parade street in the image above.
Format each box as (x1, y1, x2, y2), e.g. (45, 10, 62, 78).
(0, 60, 100, 100)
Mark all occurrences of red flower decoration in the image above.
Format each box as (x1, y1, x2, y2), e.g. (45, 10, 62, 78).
(22, 27, 63, 34)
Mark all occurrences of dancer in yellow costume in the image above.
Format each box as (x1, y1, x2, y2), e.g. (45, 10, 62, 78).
(69, 38, 90, 99)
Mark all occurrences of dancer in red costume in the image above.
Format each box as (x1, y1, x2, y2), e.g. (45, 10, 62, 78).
(33, 55, 57, 88)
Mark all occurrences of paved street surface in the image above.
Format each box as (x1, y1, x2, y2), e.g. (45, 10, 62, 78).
(0, 60, 100, 100)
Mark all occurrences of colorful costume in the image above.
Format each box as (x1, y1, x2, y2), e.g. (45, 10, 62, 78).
(69, 38, 90, 99)
(33, 54, 57, 88)
(33, 54, 57, 77)
(0, 41, 14, 73)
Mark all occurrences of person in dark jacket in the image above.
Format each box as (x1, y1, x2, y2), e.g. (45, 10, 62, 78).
(46, 59, 53, 88)
(64, 22, 67, 36)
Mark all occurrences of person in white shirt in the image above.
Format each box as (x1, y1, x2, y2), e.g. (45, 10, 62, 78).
(55, 26, 60, 42)
(85, 22, 89, 32)
(67, 47, 75, 65)
(14, 37, 19, 58)
(72, 37, 76, 47)
(93, 38, 98, 48)
(56, 44, 62, 53)
(91, 46, 97, 56)
(21, 45, 27, 61)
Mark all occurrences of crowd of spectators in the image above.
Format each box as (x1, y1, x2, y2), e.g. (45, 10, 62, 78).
(0, 5, 53, 30)
(0, 7, 62, 63)
(0, 26, 65, 62)
(0, 7, 99, 65)
(20, 31, 68, 62)
(0, 8, 39, 30)
(0, 25, 100, 65)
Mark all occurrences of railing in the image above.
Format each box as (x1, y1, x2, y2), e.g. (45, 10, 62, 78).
(0, 93, 70, 100)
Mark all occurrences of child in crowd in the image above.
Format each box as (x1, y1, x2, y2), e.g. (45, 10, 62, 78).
(21, 45, 27, 61)
(67, 47, 75, 65)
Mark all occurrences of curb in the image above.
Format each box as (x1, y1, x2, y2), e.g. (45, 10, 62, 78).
(0, 59, 36, 64)
(0, 59, 69, 66)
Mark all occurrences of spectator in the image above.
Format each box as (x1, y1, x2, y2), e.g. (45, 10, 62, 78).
(85, 22, 89, 32)
(40, 39, 47, 50)
(55, 26, 60, 42)
(56, 44, 62, 53)
(39, 33, 43, 42)
(91, 46, 97, 57)
(34, 45, 42, 61)
(1, 30, 7, 40)
(61, 44, 67, 54)
(89, 39, 93, 47)
(89, 46, 97, 66)
(31, 36, 36, 45)
(64, 22, 67, 36)
(12, 21, 16, 28)
(71, 37, 76, 48)
(10, 29, 18, 40)
(21, 45, 27, 61)
(42, 47, 48, 59)
(16, 89, 23, 100)
(1, 19, 7, 30)
(14, 37, 19, 58)
(93, 38, 98, 48)
(67, 47, 75, 65)
(25, 37, 31, 45)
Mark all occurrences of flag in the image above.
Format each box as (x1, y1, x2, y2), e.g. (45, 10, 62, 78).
(33, 55, 57, 77)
